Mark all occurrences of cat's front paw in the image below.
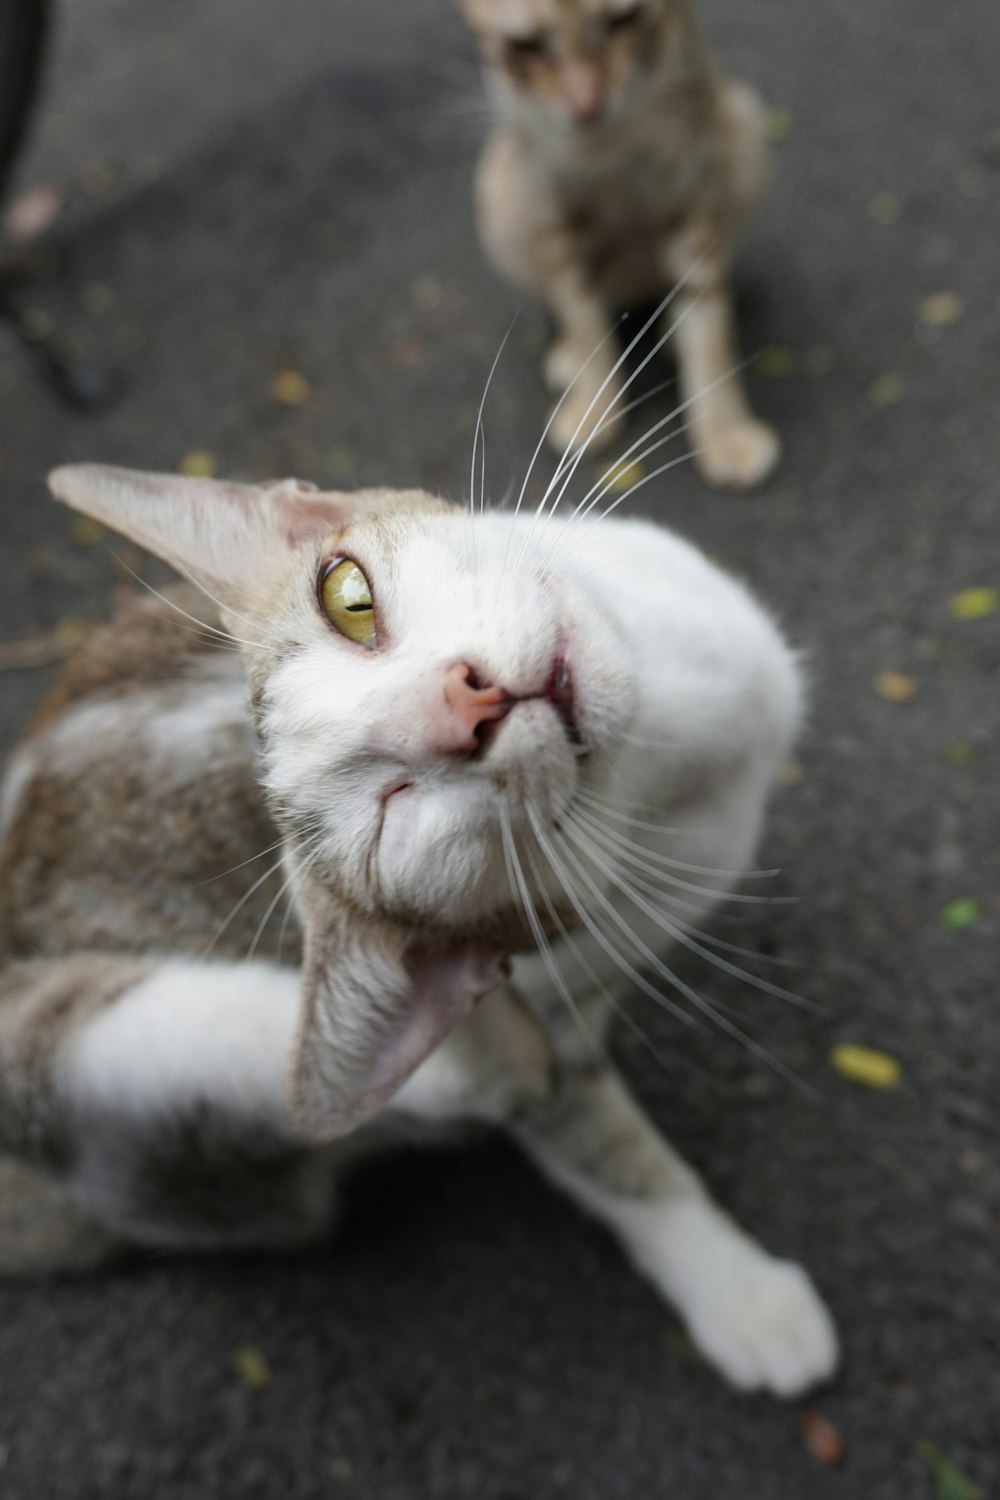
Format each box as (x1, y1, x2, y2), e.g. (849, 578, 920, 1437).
(695, 418, 780, 491)
(683, 1249, 838, 1397)
(547, 379, 625, 459)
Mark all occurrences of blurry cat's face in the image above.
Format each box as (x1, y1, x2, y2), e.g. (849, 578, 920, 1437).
(255, 501, 632, 942)
(459, 0, 667, 127)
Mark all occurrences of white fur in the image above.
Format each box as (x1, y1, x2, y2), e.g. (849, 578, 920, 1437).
(63, 960, 300, 1128)
(36, 678, 249, 779)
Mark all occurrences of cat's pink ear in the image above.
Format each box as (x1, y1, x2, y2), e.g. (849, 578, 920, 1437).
(47, 464, 351, 603)
(287, 885, 505, 1142)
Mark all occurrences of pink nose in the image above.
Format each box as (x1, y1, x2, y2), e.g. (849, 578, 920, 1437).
(441, 662, 513, 754)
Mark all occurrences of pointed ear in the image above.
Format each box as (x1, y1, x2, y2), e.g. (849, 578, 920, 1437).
(287, 884, 506, 1143)
(47, 464, 352, 603)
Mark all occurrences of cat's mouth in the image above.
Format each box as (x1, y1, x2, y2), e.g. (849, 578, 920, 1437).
(543, 650, 584, 749)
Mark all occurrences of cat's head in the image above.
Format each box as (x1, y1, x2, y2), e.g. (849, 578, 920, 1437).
(458, 0, 672, 129)
(48, 465, 633, 1139)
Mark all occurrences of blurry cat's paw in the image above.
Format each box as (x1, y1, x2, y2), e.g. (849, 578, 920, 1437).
(544, 338, 590, 393)
(683, 1249, 838, 1397)
(695, 418, 780, 491)
(547, 382, 625, 458)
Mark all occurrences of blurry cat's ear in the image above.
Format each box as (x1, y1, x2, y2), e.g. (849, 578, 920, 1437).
(47, 464, 352, 604)
(287, 880, 505, 1143)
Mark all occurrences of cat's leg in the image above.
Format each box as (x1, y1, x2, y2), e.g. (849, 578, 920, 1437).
(0, 1156, 121, 1274)
(0, 956, 334, 1270)
(660, 221, 779, 491)
(511, 1059, 837, 1396)
(475, 130, 624, 456)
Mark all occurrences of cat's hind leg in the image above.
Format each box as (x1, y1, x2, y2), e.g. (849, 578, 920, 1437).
(0, 1156, 121, 1275)
(512, 1059, 837, 1396)
(0, 956, 335, 1264)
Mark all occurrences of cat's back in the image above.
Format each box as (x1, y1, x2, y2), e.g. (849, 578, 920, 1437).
(0, 586, 285, 966)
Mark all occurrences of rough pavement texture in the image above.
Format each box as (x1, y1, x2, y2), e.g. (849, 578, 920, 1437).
(0, 0, 997, 1496)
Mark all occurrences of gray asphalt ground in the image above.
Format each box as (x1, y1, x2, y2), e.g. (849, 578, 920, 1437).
(0, 0, 998, 1495)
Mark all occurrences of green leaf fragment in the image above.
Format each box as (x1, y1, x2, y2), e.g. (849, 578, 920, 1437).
(918, 1441, 985, 1500)
(940, 898, 981, 932)
(233, 1343, 272, 1392)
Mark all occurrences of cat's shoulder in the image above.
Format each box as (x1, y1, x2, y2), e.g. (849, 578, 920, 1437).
(28, 583, 229, 739)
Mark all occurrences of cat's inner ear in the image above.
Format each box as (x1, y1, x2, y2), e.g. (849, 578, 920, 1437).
(47, 464, 352, 605)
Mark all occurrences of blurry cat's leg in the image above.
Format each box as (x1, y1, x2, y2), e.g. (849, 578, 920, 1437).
(0, 1156, 121, 1274)
(0, 956, 332, 1269)
(475, 130, 624, 455)
(512, 1060, 837, 1396)
(661, 223, 779, 490)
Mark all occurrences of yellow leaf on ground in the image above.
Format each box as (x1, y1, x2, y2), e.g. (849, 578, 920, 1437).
(756, 345, 797, 378)
(942, 740, 978, 768)
(874, 670, 918, 703)
(68, 517, 106, 548)
(179, 450, 217, 478)
(763, 106, 795, 145)
(830, 1044, 901, 1089)
(949, 586, 998, 620)
(868, 192, 903, 226)
(270, 370, 311, 407)
(918, 291, 964, 328)
(604, 459, 646, 494)
(868, 372, 905, 408)
(232, 1343, 272, 1392)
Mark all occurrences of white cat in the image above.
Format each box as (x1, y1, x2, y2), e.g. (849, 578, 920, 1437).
(0, 457, 836, 1396)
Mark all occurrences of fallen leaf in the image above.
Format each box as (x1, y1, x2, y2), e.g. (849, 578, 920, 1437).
(179, 450, 217, 478)
(270, 370, 311, 407)
(763, 106, 795, 145)
(68, 517, 106, 548)
(603, 458, 646, 494)
(830, 1044, 901, 1089)
(662, 1324, 701, 1367)
(803, 345, 837, 377)
(79, 281, 116, 317)
(0, 619, 91, 671)
(80, 160, 118, 198)
(949, 586, 998, 621)
(390, 335, 425, 370)
(940, 898, 980, 932)
(777, 759, 804, 787)
(868, 372, 905, 408)
(918, 1440, 985, 1500)
(873, 669, 918, 703)
(918, 292, 964, 328)
(19, 306, 54, 343)
(956, 166, 986, 199)
(3, 182, 64, 243)
(232, 1343, 272, 1392)
(325, 442, 358, 480)
(868, 192, 903, 226)
(941, 741, 978, 768)
(412, 275, 444, 311)
(800, 1408, 845, 1466)
(756, 344, 797, 378)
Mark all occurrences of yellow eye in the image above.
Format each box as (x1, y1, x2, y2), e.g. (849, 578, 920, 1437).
(319, 558, 376, 646)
